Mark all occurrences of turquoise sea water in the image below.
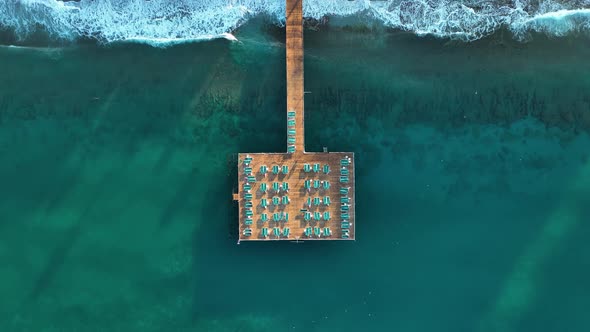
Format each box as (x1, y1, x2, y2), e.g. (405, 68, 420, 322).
(1, 21, 590, 331)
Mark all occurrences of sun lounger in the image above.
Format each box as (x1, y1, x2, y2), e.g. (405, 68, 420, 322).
(260, 165, 267, 174)
(247, 176, 256, 183)
(283, 227, 290, 237)
(273, 182, 280, 192)
(287, 145, 295, 153)
(303, 164, 311, 172)
(323, 211, 331, 220)
(282, 182, 289, 191)
(243, 228, 252, 236)
(314, 212, 321, 220)
(244, 184, 251, 191)
(245, 193, 252, 200)
(339, 188, 349, 195)
(261, 213, 268, 222)
(245, 201, 252, 208)
(273, 227, 280, 237)
(341, 213, 349, 219)
(260, 198, 267, 208)
(260, 183, 267, 192)
(313, 197, 320, 206)
(245, 218, 253, 225)
(341, 222, 350, 229)
(323, 164, 330, 174)
(282, 196, 289, 205)
(323, 181, 330, 190)
(313, 180, 320, 189)
(288, 137, 296, 144)
(272, 165, 279, 174)
(282, 165, 289, 174)
(314, 227, 321, 237)
(261, 227, 268, 237)
(304, 227, 312, 237)
(288, 129, 296, 135)
(313, 163, 320, 172)
(288, 120, 296, 126)
(341, 197, 350, 204)
(272, 196, 280, 205)
(288, 111, 296, 117)
(304, 180, 311, 189)
(323, 227, 331, 237)
(304, 212, 311, 221)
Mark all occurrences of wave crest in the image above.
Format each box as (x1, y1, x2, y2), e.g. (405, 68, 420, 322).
(1, 0, 590, 46)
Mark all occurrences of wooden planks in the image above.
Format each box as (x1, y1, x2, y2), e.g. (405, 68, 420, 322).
(286, 0, 305, 152)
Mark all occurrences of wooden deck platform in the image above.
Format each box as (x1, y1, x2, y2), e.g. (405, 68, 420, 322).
(234, 0, 355, 242)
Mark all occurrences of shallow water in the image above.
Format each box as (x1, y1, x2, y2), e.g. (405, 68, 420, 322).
(1, 22, 589, 332)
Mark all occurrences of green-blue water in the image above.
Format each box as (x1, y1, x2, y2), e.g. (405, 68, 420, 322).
(1, 22, 590, 331)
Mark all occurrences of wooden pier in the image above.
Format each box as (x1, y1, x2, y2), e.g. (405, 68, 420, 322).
(234, 0, 355, 242)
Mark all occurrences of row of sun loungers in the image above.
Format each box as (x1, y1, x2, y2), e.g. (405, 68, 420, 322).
(302, 163, 330, 174)
(304, 196, 331, 207)
(242, 227, 291, 238)
(259, 212, 289, 222)
(304, 180, 330, 190)
(287, 110, 296, 153)
(303, 211, 331, 221)
(304, 226, 332, 237)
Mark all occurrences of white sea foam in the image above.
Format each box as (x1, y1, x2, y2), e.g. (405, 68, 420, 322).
(0, 0, 590, 45)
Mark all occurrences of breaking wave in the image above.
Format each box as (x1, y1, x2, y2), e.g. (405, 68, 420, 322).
(1, 0, 590, 46)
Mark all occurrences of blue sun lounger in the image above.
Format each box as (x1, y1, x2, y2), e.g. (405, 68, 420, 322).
(304, 227, 312, 237)
(260, 198, 267, 208)
(313, 197, 321, 206)
(245, 193, 253, 200)
(304, 212, 311, 221)
(323, 196, 331, 206)
(282, 196, 289, 205)
(323, 211, 331, 220)
(323, 164, 330, 174)
(273, 182, 280, 192)
(341, 213, 349, 219)
(323, 227, 331, 237)
(260, 165, 267, 174)
(303, 164, 311, 172)
(282, 165, 289, 174)
(245, 201, 253, 208)
(313, 180, 320, 189)
(260, 183, 267, 192)
(243, 228, 252, 236)
(244, 167, 252, 174)
(261, 213, 268, 222)
(283, 227, 290, 237)
(341, 169, 349, 176)
(272, 165, 279, 174)
(288, 137, 296, 144)
(313, 163, 320, 173)
(339, 188, 349, 195)
(342, 231, 349, 239)
(304, 180, 311, 189)
(282, 182, 289, 192)
(244, 184, 251, 191)
(247, 176, 256, 183)
(341, 205, 349, 211)
(261, 227, 269, 237)
(245, 209, 253, 217)
(340, 159, 349, 166)
(339, 176, 349, 183)
(273, 227, 280, 237)
(288, 129, 296, 135)
(323, 181, 330, 190)
(288, 111, 296, 118)
(245, 217, 253, 225)
(314, 212, 321, 220)
(314, 227, 321, 237)
(341, 221, 350, 229)
(288, 145, 295, 153)
(306, 197, 311, 207)
(288, 120, 296, 127)
(272, 196, 280, 205)
(341, 197, 350, 204)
